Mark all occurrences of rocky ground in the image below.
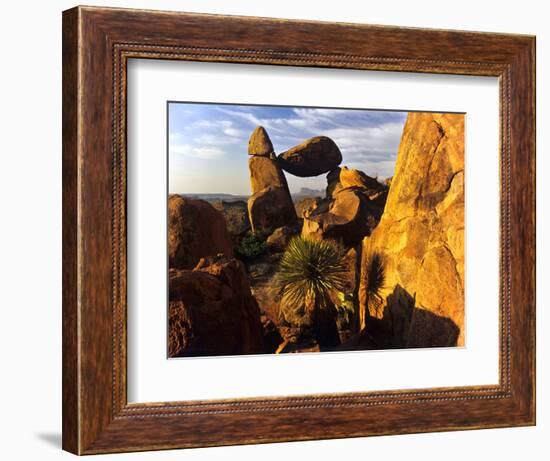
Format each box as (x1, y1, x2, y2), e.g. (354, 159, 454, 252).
(167, 113, 465, 357)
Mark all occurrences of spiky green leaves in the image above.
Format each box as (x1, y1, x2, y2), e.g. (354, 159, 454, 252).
(363, 252, 386, 316)
(277, 237, 348, 322)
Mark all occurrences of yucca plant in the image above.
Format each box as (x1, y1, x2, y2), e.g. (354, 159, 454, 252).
(277, 237, 348, 346)
(359, 251, 386, 329)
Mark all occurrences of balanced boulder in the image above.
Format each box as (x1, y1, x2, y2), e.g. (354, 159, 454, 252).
(168, 195, 234, 270)
(168, 255, 264, 357)
(278, 136, 342, 177)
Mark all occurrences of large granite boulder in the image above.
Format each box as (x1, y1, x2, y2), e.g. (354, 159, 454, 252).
(278, 136, 342, 177)
(168, 195, 234, 270)
(168, 255, 264, 357)
(358, 112, 464, 347)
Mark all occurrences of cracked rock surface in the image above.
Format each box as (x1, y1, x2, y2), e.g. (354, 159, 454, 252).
(359, 112, 465, 347)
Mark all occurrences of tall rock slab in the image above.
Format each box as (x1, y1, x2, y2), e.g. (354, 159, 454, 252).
(359, 112, 465, 347)
(247, 126, 297, 232)
(248, 156, 289, 194)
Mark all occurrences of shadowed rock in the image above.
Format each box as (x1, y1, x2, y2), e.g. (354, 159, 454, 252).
(168, 255, 264, 357)
(338, 284, 459, 351)
(266, 225, 297, 252)
(211, 200, 250, 243)
(261, 315, 284, 353)
(248, 186, 297, 232)
(168, 195, 233, 270)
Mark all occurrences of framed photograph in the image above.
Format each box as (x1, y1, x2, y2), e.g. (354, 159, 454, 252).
(62, 6, 535, 455)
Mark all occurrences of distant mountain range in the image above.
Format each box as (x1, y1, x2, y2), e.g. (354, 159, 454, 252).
(177, 188, 324, 203)
(294, 187, 324, 197)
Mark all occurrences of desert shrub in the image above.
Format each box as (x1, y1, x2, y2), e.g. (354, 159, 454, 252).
(335, 291, 355, 330)
(361, 251, 386, 318)
(277, 237, 347, 327)
(235, 228, 272, 261)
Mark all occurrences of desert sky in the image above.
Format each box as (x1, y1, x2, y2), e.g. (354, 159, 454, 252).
(168, 102, 407, 195)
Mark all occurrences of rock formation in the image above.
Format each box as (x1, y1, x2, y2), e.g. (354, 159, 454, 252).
(358, 112, 464, 347)
(168, 255, 264, 357)
(302, 189, 378, 247)
(278, 136, 342, 177)
(247, 127, 297, 232)
(302, 167, 387, 247)
(168, 195, 234, 270)
(326, 166, 383, 198)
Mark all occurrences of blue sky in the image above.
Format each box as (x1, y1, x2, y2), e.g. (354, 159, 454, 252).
(168, 102, 407, 195)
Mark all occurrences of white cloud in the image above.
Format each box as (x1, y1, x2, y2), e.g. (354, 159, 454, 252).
(195, 119, 243, 138)
(192, 134, 240, 146)
(170, 142, 226, 160)
(216, 108, 264, 128)
(223, 127, 245, 137)
(325, 122, 404, 159)
(196, 119, 231, 128)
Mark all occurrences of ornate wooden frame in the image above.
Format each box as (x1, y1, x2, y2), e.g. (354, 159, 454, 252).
(62, 5, 536, 455)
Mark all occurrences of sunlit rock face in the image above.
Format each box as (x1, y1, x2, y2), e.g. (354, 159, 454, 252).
(359, 112, 465, 347)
